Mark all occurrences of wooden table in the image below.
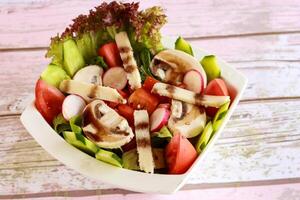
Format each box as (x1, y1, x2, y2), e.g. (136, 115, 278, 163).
(1, 0, 300, 199)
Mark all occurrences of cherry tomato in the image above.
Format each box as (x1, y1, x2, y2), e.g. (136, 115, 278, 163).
(204, 78, 229, 117)
(165, 133, 197, 174)
(143, 76, 159, 91)
(128, 88, 159, 114)
(35, 79, 65, 124)
(117, 104, 135, 125)
(98, 42, 123, 68)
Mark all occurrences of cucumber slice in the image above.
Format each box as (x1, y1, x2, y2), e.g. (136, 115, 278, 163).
(63, 131, 98, 156)
(195, 121, 213, 153)
(122, 149, 140, 170)
(175, 36, 194, 56)
(96, 149, 123, 168)
(63, 39, 85, 77)
(200, 55, 221, 82)
(213, 102, 230, 131)
(41, 64, 70, 88)
(151, 126, 172, 148)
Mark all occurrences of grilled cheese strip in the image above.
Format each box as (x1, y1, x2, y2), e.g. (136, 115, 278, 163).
(152, 82, 230, 108)
(115, 32, 142, 90)
(134, 110, 154, 173)
(60, 80, 126, 104)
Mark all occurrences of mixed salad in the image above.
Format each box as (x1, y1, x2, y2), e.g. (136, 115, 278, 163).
(35, 1, 234, 174)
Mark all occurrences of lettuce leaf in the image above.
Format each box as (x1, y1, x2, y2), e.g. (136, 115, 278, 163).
(46, 1, 167, 62)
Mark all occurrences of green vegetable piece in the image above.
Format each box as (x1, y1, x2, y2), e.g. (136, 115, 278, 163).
(41, 64, 70, 88)
(96, 149, 123, 168)
(195, 121, 214, 153)
(76, 33, 97, 62)
(89, 56, 108, 69)
(200, 55, 221, 82)
(139, 48, 153, 81)
(122, 149, 140, 170)
(151, 126, 172, 148)
(69, 115, 83, 134)
(213, 102, 230, 131)
(63, 131, 98, 156)
(53, 114, 71, 135)
(175, 36, 194, 56)
(46, 36, 64, 66)
(63, 39, 85, 77)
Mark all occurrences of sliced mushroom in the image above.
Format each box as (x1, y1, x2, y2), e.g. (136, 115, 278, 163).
(150, 49, 207, 86)
(82, 100, 134, 149)
(168, 100, 206, 138)
(73, 65, 103, 85)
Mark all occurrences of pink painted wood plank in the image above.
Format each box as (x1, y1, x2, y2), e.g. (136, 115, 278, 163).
(0, 0, 300, 48)
(16, 182, 300, 200)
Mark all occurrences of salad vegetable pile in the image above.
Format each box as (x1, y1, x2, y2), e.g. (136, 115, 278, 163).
(35, 1, 234, 174)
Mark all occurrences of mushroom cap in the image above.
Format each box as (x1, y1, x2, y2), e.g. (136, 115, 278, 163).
(150, 49, 207, 86)
(82, 100, 134, 149)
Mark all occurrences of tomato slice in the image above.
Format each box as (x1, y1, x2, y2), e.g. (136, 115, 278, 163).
(205, 78, 229, 96)
(204, 78, 229, 117)
(98, 42, 123, 68)
(35, 79, 65, 124)
(165, 133, 197, 174)
(117, 104, 135, 125)
(128, 88, 159, 114)
(143, 76, 159, 91)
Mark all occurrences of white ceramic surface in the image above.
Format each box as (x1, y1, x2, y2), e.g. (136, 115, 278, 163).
(20, 37, 247, 194)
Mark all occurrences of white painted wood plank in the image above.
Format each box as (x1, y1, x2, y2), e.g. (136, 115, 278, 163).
(1, 100, 300, 194)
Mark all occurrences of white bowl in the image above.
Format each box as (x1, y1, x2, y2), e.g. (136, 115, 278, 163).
(20, 37, 247, 194)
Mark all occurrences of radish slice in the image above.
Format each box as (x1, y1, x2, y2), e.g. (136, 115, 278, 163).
(158, 103, 171, 109)
(183, 69, 204, 93)
(103, 67, 127, 90)
(62, 95, 86, 121)
(150, 107, 170, 132)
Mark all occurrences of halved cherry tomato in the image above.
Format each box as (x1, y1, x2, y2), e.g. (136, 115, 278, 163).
(117, 104, 134, 125)
(128, 88, 159, 114)
(165, 133, 197, 174)
(205, 78, 229, 96)
(35, 79, 65, 124)
(205, 78, 229, 117)
(98, 42, 123, 68)
(143, 76, 159, 91)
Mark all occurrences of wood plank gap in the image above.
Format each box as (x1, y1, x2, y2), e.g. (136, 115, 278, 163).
(0, 47, 47, 52)
(240, 96, 300, 103)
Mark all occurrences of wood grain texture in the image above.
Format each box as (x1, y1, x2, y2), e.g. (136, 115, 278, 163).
(1, 33, 300, 116)
(1, 100, 300, 195)
(0, 0, 300, 48)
